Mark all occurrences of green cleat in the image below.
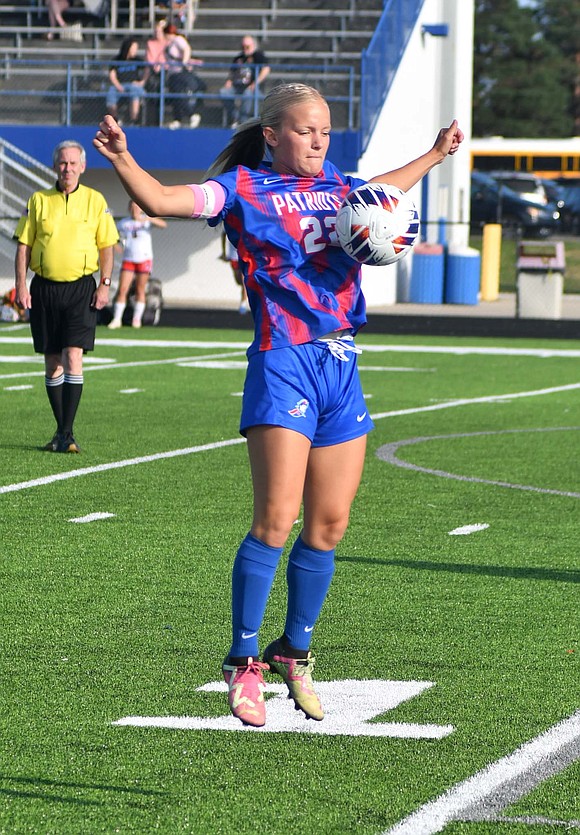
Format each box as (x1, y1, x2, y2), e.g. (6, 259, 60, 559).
(262, 639, 324, 721)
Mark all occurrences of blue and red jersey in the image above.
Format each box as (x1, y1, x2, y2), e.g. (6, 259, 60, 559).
(208, 160, 366, 355)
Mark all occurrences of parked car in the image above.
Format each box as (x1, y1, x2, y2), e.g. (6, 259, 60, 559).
(542, 178, 566, 212)
(488, 171, 551, 206)
(470, 171, 561, 237)
(554, 178, 580, 234)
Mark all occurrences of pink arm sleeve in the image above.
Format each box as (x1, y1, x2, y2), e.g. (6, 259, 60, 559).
(186, 181, 226, 219)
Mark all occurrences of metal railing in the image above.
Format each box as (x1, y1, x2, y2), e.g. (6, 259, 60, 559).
(361, 0, 424, 154)
(0, 137, 54, 258)
(0, 59, 357, 130)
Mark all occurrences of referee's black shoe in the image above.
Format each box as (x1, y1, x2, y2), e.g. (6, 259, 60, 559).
(43, 432, 60, 452)
(58, 433, 81, 454)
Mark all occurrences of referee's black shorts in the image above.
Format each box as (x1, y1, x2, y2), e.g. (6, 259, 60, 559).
(29, 274, 98, 355)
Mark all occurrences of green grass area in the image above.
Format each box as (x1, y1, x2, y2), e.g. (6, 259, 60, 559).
(469, 233, 580, 294)
(1, 324, 579, 834)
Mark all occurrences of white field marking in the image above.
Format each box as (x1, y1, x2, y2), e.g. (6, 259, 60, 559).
(384, 710, 580, 835)
(95, 338, 250, 349)
(479, 816, 580, 828)
(0, 437, 246, 495)
(4, 384, 33, 391)
(0, 336, 250, 349)
(178, 360, 247, 369)
(113, 679, 455, 738)
(0, 355, 43, 364)
(370, 382, 580, 421)
(449, 524, 490, 536)
(376, 427, 580, 499)
(360, 344, 580, 359)
(0, 355, 114, 364)
(119, 388, 143, 394)
(0, 350, 247, 381)
(69, 512, 115, 523)
(3, 335, 580, 358)
(2, 401, 579, 501)
(359, 366, 436, 373)
(0, 323, 29, 330)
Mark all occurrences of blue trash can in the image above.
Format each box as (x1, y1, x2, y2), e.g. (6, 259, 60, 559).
(409, 243, 444, 304)
(445, 246, 481, 305)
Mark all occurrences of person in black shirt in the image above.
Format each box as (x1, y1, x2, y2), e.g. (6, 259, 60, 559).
(219, 35, 270, 128)
(106, 37, 146, 126)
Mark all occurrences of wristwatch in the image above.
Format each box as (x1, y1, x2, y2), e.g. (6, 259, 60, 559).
(101, 277, 112, 287)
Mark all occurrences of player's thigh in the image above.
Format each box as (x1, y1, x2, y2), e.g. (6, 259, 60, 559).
(247, 425, 311, 545)
(302, 434, 367, 547)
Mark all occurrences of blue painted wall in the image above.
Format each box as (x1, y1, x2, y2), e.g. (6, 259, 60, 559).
(0, 125, 361, 173)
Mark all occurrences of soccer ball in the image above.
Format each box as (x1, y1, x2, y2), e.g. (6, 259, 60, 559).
(335, 183, 420, 266)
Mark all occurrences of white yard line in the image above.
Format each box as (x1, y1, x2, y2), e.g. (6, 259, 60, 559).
(1, 341, 579, 498)
(384, 711, 580, 835)
(0, 438, 245, 495)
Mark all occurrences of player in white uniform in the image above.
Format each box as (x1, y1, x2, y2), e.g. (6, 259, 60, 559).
(108, 200, 166, 329)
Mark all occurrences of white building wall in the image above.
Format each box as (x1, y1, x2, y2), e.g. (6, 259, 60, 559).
(357, 0, 474, 308)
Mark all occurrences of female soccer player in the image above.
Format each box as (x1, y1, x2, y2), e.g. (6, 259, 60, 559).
(94, 83, 462, 727)
(108, 200, 166, 329)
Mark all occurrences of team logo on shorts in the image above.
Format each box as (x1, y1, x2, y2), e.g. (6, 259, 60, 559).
(288, 398, 309, 418)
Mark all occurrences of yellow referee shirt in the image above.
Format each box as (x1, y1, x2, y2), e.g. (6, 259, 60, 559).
(14, 184, 119, 282)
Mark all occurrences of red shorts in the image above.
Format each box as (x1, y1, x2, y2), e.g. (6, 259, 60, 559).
(121, 259, 152, 274)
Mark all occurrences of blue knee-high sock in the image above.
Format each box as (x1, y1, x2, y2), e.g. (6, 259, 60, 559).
(229, 533, 283, 658)
(284, 535, 335, 651)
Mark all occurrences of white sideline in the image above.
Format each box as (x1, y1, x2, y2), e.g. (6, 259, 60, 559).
(384, 710, 580, 834)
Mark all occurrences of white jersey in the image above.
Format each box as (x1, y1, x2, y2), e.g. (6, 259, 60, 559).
(118, 216, 153, 263)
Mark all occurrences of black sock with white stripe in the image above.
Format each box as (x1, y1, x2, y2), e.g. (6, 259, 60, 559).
(45, 372, 64, 433)
(62, 374, 83, 437)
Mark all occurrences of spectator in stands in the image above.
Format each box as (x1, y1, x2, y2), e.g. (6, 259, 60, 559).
(107, 37, 146, 127)
(14, 139, 118, 454)
(146, 19, 169, 88)
(44, 0, 69, 39)
(164, 23, 205, 130)
(156, 0, 191, 29)
(144, 19, 169, 124)
(108, 200, 167, 329)
(220, 35, 270, 128)
(93, 83, 463, 728)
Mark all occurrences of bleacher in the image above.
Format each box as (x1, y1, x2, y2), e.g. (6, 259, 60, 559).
(0, 0, 383, 131)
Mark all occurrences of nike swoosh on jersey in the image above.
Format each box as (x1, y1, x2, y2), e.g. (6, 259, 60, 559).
(356, 413, 367, 422)
(263, 177, 284, 185)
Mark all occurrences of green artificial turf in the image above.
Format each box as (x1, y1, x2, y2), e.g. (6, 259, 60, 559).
(0, 323, 578, 834)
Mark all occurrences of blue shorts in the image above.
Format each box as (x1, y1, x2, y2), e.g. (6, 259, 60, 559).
(240, 338, 374, 447)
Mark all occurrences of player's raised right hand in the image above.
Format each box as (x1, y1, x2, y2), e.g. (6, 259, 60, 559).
(93, 115, 127, 161)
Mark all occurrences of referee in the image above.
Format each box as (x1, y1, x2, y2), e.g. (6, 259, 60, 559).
(14, 140, 119, 453)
